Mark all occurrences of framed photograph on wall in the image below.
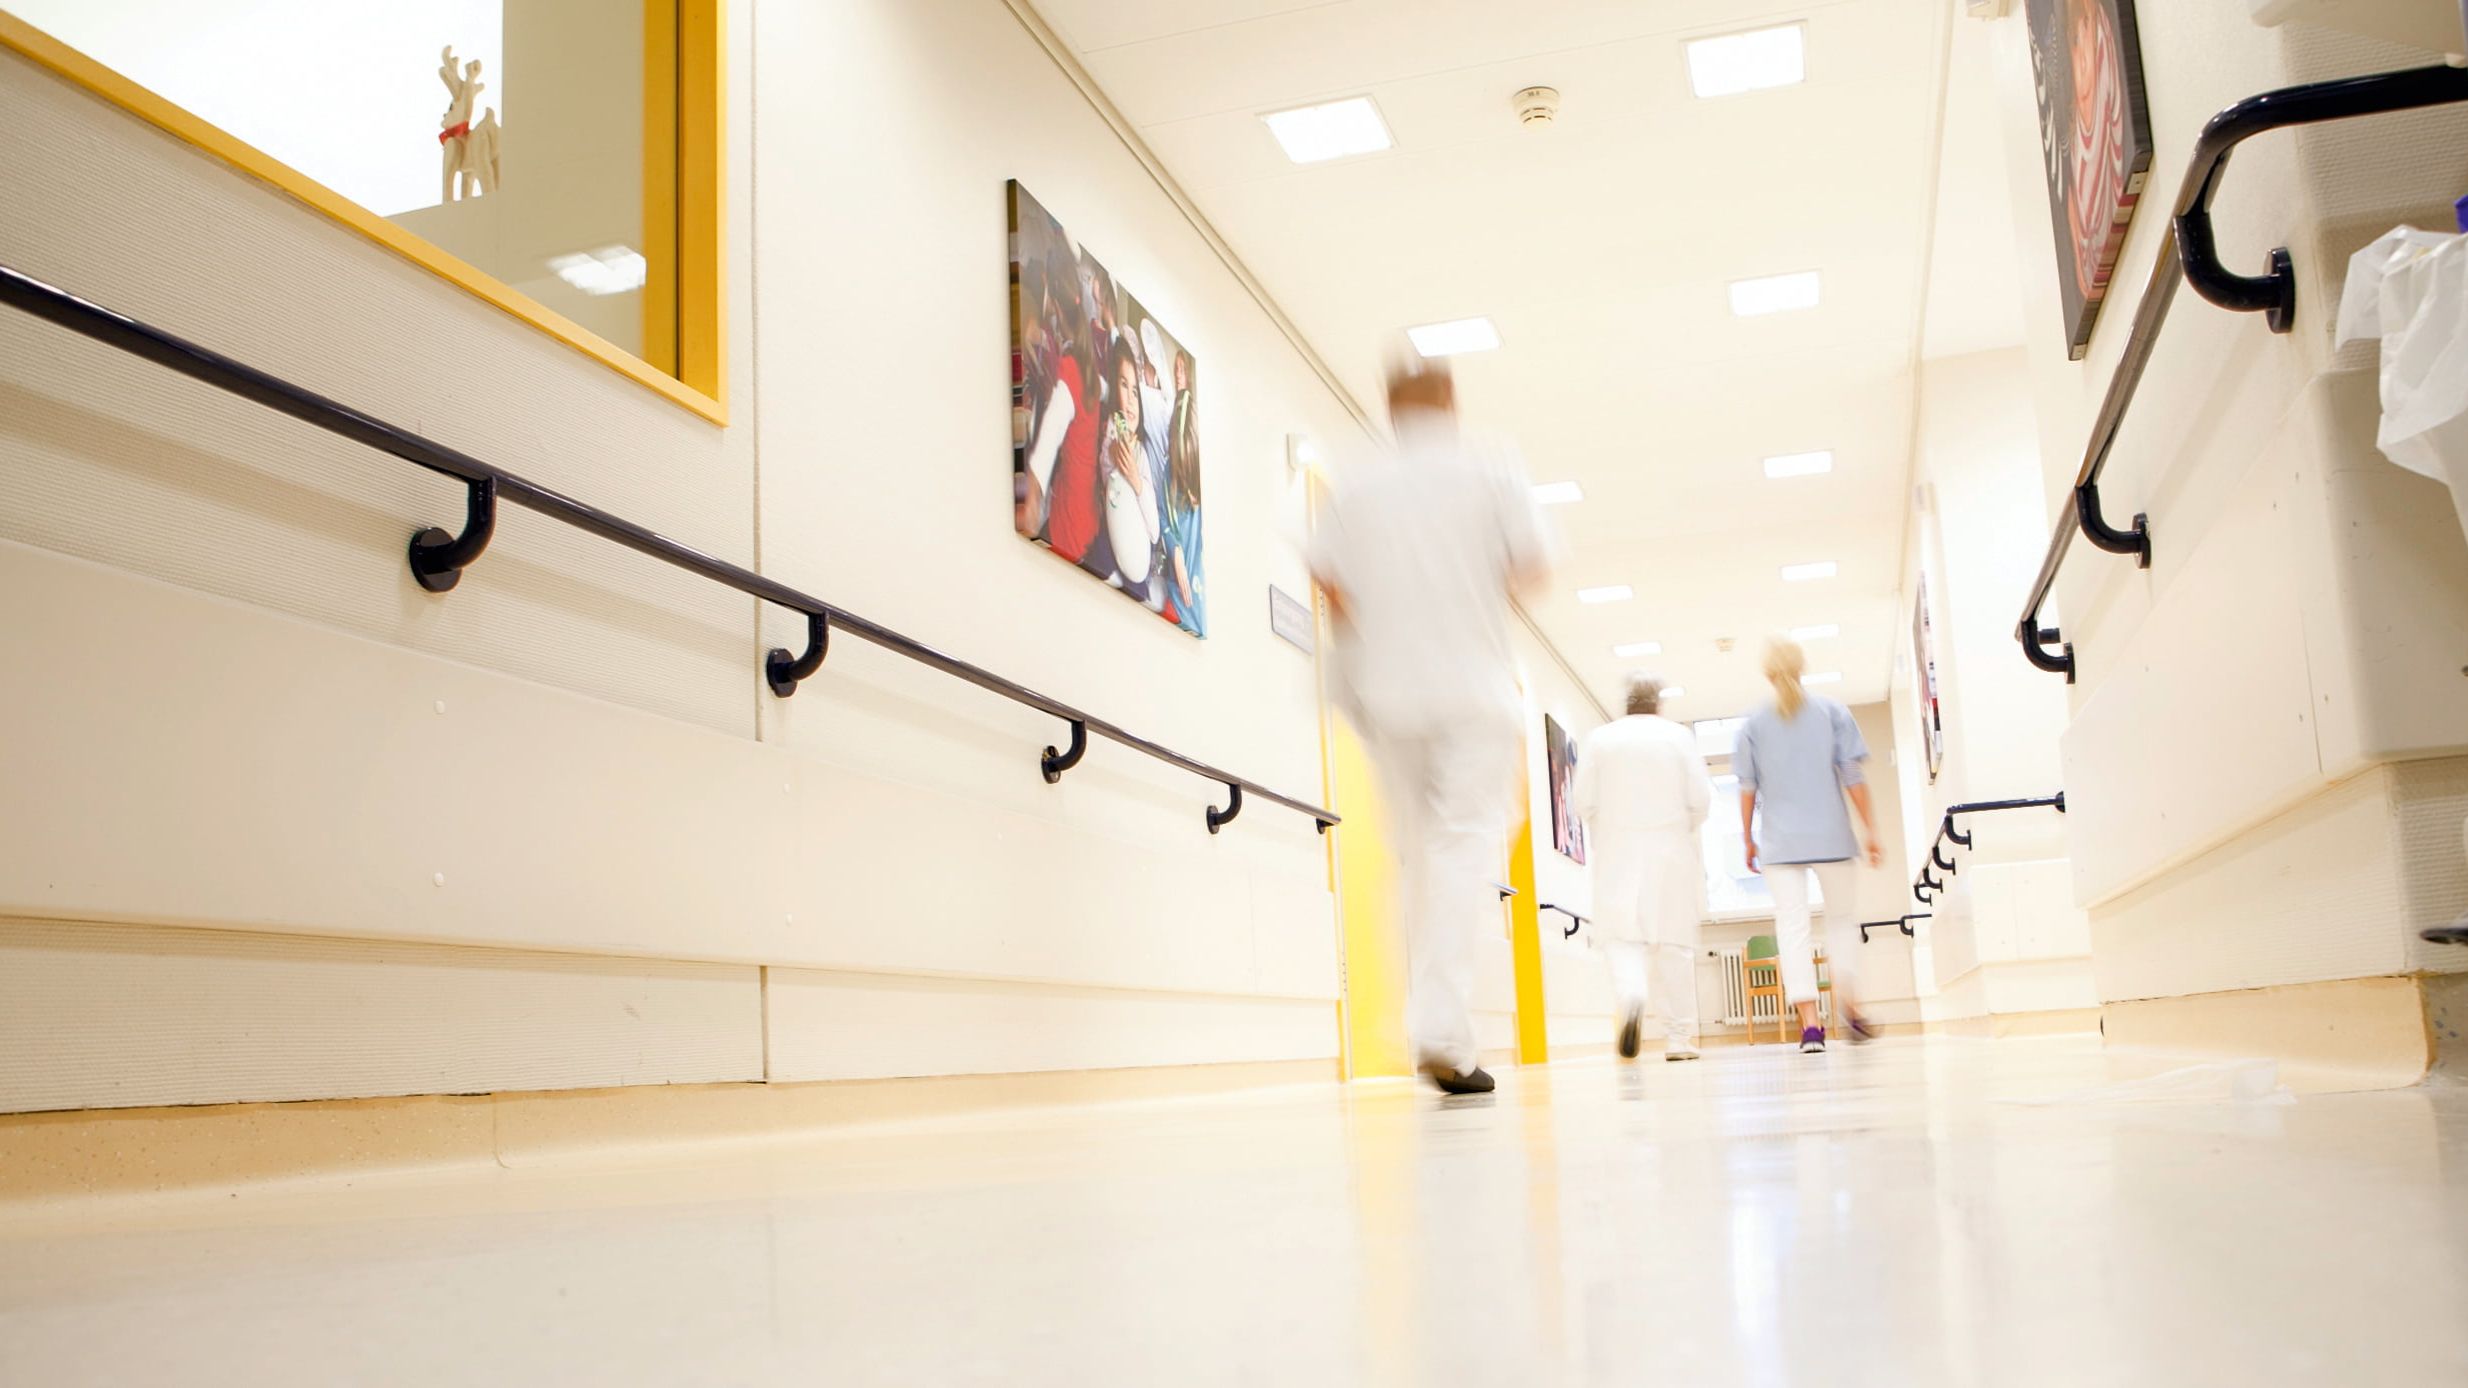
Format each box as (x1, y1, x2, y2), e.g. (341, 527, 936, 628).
(1009, 180, 1206, 637)
(1912, 577, 1946, 784)
(1545, 714, 1586, 865)
(2024, 0, 2153, 361)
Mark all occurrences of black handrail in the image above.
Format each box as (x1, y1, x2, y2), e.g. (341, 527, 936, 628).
(1538, 903, 1587, 939)
(1859, 912, 1931, 945)
(2016, 64, 2468, 684)
(0, 264, 1340, 833)
(1913, 795, 2065, 906)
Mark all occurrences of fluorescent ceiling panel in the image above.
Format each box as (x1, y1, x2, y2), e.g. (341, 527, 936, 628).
(1407, 317, 1502, 357)
(1577, 585, 1635, 605)
(1532, 481, 1586, 506)
(1806, 671, 1844, 685)
(1729, 270, 1822, 317)
(1781, 561, 1838, 583)
(1790, 623, 1841, 641)
(1261, 96, 1393, 164)
(1763, 450, 1834, 478)
(1612, 641, 1662, 658)
(1687, 24, 1806, 99)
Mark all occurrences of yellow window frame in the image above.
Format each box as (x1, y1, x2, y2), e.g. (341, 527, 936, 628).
(0, 2, 728, 424)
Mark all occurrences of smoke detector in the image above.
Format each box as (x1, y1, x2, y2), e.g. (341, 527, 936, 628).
(1513, 86, 1561, 126)
(1715, 637, 1737, 655)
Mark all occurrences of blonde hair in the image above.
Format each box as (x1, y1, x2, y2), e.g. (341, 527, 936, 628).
(1763, 636, 1808, 720)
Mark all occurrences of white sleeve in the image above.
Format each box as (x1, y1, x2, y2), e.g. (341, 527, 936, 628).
(1491, 450, 1555, 579)
(1685, 746, 1714, 830)
(1571, 732, 1601, 824)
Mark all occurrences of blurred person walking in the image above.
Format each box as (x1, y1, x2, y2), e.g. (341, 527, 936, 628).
(1734, 637, 1883, 1053)
(1309, 357, 1554, 1095)
(1573, 676, 1714, 1062)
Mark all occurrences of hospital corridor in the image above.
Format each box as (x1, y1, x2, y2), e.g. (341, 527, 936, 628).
(4, 1, 2468, 1384)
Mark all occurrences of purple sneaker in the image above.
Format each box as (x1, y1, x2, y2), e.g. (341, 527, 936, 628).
(1843, 1014, 1875, 1045)
(1799, 1026, 1827, 1053)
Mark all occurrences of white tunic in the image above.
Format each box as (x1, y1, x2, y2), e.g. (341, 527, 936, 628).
(1573, 714, 1714, 947)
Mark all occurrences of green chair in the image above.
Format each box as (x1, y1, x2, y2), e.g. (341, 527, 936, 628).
(1744, 933, 1787, 1043)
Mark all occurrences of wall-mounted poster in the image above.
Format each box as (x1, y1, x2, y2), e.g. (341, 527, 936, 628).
(1545, 714, 1586, 865)
(1912, 577, 1945, 784)
(1009, 180, 1205, 637)
(2024, 0, 2153, 361)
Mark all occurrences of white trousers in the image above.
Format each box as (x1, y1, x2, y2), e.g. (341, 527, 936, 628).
(1768, 858, 1863, 1013)
(1606, 941, 1699, 1043)
(1371, 726, 1515, 1074)
(1593, 825, 1704, 1043)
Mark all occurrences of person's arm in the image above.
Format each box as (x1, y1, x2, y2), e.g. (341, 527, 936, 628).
(1571, 735, 1600, 826)
(1685, 749, 1713, 831)
(1734, 723, 1759, 872)
(1492, 453, 1557, 601)
(1831, 702, 1881, 867)
(1846, 782, 1883, 869)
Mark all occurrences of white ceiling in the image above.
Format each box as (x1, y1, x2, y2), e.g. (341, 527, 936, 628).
(1037, 0, 2025, 721)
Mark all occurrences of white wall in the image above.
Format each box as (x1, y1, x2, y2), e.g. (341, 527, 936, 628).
(1888, 346, 2090, 1022)
(0, 0, 1372, 1112)
(1967, 6, 2468, 1003)
(1516, 617, 1614, 1050)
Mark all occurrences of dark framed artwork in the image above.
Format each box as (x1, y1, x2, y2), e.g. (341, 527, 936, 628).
(2024, 0, 2153, 361)
(1546, 714, 1586, 865)
(1911, 577, 1945, 784)
(1009, 180, 1206, 638)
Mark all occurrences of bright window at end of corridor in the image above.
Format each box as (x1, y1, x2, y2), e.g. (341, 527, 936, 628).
(0, 0, 725, 420)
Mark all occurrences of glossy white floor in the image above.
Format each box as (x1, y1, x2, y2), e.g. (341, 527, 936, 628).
(3, 1036, 2464, 1386)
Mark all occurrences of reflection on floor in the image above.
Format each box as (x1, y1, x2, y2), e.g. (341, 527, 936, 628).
(3, 1037, 2464, 1386)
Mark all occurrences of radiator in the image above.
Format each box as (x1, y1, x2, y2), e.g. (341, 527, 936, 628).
(1716, 949, 1748, 1026)
(1713, 948, 1783, 1028)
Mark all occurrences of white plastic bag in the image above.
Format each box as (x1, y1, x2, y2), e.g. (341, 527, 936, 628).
(2340, 225, 2468, 541)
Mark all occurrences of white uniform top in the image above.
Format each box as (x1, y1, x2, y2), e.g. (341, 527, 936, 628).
(1306, 415, 1550, 739)
(1572, 715, 1713, 835)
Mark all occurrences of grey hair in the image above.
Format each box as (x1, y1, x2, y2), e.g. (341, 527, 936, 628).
(1625, 676, 1664, 716)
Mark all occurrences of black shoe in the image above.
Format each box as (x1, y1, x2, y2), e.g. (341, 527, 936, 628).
(1617, 1012, 1643, 1060)
(1419, 1063, 1496, 1095)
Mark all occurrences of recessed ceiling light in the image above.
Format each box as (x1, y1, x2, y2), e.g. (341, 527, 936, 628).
(1660, 686, 1686, 700)
(548, 246, 648, 296)
(1791, 623, 1841, 641)
(1729, 270, 1822, 317)
(1763, 450, 1834, 479)
(1532, 481, 1586, 506)
(1407, 317, 1502, 357)
(1613, 641, 1662, 658)
(1261, 96, 1393, 164)
(1577, 585, 1635, 605)
(1781, 561, 1838, 583)
(1806, 671, 1844, 686)
(1687, 23, 1806, 99)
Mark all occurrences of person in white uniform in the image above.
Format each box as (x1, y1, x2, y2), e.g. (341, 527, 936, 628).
(1308, 355, 1554, 1095)
(1572, 676, 1714, 1061)
(1733, 637, 1884, 1053)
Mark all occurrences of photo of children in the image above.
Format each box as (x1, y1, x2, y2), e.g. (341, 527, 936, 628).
(1547, 713, 1586, 865)
(1010, 181, 1205, 637)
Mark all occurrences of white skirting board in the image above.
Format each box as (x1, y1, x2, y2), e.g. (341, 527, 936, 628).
(0, 918, 763, 1113)
(764, 969, 1336, 1081)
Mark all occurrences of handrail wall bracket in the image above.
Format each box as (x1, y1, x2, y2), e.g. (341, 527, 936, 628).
(2176, 212, 2295, 332)
(2074, 482, 2151, 568)
(1041, 719, 1089, 784)
(765, 611, 832, 698)
(408, 475, 498, 594)
(1207, 783, 1243, 835)
(2017, 621, 2076, 683)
